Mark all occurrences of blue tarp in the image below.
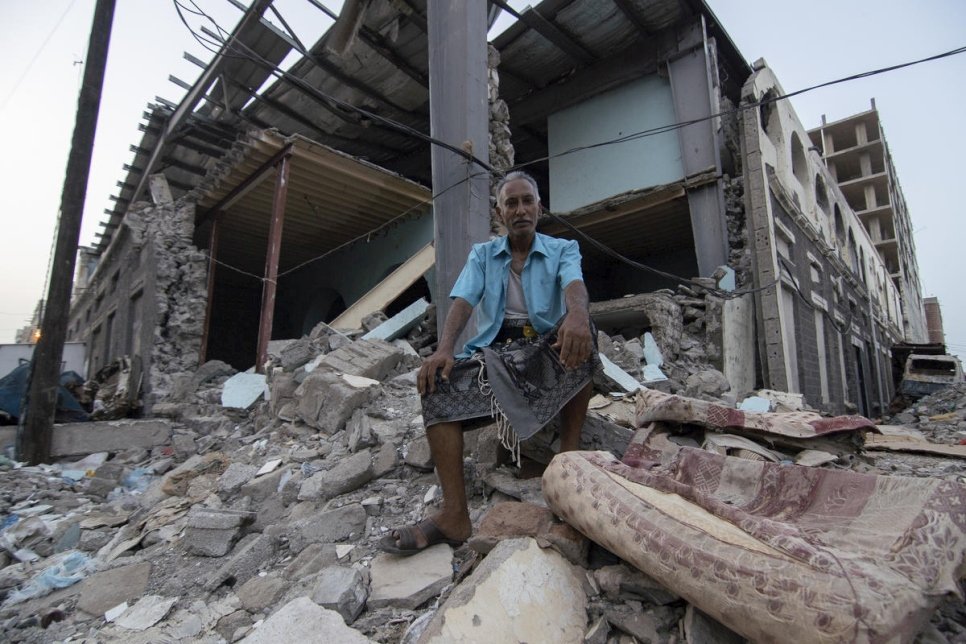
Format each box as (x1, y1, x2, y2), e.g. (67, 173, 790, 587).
(0, 361, 89, 423)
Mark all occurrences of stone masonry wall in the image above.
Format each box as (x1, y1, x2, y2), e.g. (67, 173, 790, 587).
(140, 199, 209, 407)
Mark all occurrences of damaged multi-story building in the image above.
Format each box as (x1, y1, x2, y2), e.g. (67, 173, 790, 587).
(807, 101, 928, 344)
(65, 0, 924, 419)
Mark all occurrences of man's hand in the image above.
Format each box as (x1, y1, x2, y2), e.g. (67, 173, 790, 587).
(417, 349, 455, 395)
(552, 310, 592, 370)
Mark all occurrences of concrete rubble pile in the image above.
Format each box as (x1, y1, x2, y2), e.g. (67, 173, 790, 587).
(0, 309, 964, 644)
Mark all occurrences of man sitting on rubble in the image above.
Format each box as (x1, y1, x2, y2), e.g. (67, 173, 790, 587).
(379, 171, 598, 555)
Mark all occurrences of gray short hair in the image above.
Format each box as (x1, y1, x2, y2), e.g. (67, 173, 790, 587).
(496, 171, 541, 205)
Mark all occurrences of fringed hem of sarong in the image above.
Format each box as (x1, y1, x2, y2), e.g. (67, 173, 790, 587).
(420, 321, 600, 467)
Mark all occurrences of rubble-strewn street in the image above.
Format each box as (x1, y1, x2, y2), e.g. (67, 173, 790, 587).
(1, 308, 964, 644)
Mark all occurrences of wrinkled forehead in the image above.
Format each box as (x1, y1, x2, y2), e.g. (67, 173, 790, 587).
(499, 178, 539, 204)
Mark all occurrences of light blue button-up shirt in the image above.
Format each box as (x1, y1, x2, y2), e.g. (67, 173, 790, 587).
(449, 233, 584, 358)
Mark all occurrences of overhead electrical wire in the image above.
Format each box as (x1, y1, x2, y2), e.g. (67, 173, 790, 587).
(168, 1, 963, 331)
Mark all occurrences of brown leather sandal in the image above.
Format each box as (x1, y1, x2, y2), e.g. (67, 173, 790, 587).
(377, 517, 465, 556)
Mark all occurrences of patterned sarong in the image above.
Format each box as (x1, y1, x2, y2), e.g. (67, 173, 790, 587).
(421, 322, 599, 463)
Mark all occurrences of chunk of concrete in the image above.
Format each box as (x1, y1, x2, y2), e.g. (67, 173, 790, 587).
(221, 373, 268, 409)
(114, 595, 178, 631)
(185, 508, 255, 557)
(237, 573, 286, 612)
(315, 339, 404, 381)
(418, 538, 586, 643)
(371, 441, 398, 478)
(238, 596, 372, 644)
(684, 369, 731, 398)
(75, 562, 152, 617)
(362, 298, 429, 342)
(283, 542, 342, 580)
(285, 503, 367, 554)
(280, 338, 315, 371)
(239, 465, 289, 504)
(298, 450, 373, 501)
(205, 534, 278, 591)
(311, 565, 369, 623)
(404, 436, 434, 471)
(346, 409, 375, 452)
(368, 543, 453, 610)
(218, 463, 259, 494)
(296, 370, 379, 433)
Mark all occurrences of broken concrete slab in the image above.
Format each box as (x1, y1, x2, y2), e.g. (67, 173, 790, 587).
(418, 538, 586, 643)
(114, 594, 178, 631)
(296, 370, 380, 433)
(284, 503, 368, 554)
(311, 565, 369, 623)
(217, 463, 259, 494)
(75, 562, 152, 617)
(236, 573, 286, 612)
(184, 508, 255, 557)
(403, 435, 434, 471)
(0, 420, 173, 459)
(280, 338, 315, 372)
(205, 534, 278, 591)
(368, 544, 453, 609)
(315, 339, 404, 381)
(298, 450, 373, 501)
(221, 373, 268, 409)
(362, 298, 429, 342)
(238, 596, 372, 643)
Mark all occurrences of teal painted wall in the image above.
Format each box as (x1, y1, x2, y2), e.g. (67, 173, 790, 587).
(548, 74, 684, 212)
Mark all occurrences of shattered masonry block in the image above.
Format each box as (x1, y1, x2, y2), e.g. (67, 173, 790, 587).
(315, 339, 404, 381)
(418, 538, 586, 642)
(185, 508, 254, 557)
(297, 450, 373, 501)
(368, 544, 454, 610)
(280, 338, 315, 371)
(284, 503, 368, 554)
(295, 370, 379, 433)
(237, 596, 371, 644)
(311, 566, 369, 623)
(205, 533, 278, 591)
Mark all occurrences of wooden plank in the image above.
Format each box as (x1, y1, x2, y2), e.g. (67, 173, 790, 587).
(331, 242, 435, 331)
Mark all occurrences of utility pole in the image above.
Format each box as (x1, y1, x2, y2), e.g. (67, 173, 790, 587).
(19, 0, 116, 464)
(426, 0, 491, 333)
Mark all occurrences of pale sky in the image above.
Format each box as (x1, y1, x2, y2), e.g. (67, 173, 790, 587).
(1, 1, 963, 359)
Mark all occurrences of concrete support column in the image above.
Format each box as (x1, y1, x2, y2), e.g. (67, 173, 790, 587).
(863, 185, 877, 211)
(667, 17, 728, 277)
(859, 152, 872, 177)
(427, 0, 491, 334)
(855, 122, 868, 145)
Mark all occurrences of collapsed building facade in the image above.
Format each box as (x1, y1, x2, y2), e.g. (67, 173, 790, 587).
(65, 0, 918, 418)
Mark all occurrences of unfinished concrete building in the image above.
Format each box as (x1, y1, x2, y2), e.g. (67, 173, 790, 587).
(923, 296, 946, 345)
(65, 0, 904, 417)
(808, 101, 928, 343)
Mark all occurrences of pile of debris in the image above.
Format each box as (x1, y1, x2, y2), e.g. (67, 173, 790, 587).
(0, 307, 963, 643)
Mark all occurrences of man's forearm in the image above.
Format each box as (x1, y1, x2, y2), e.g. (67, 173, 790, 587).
(437, 298, 473, 354)
(564, 280, 590, 318)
